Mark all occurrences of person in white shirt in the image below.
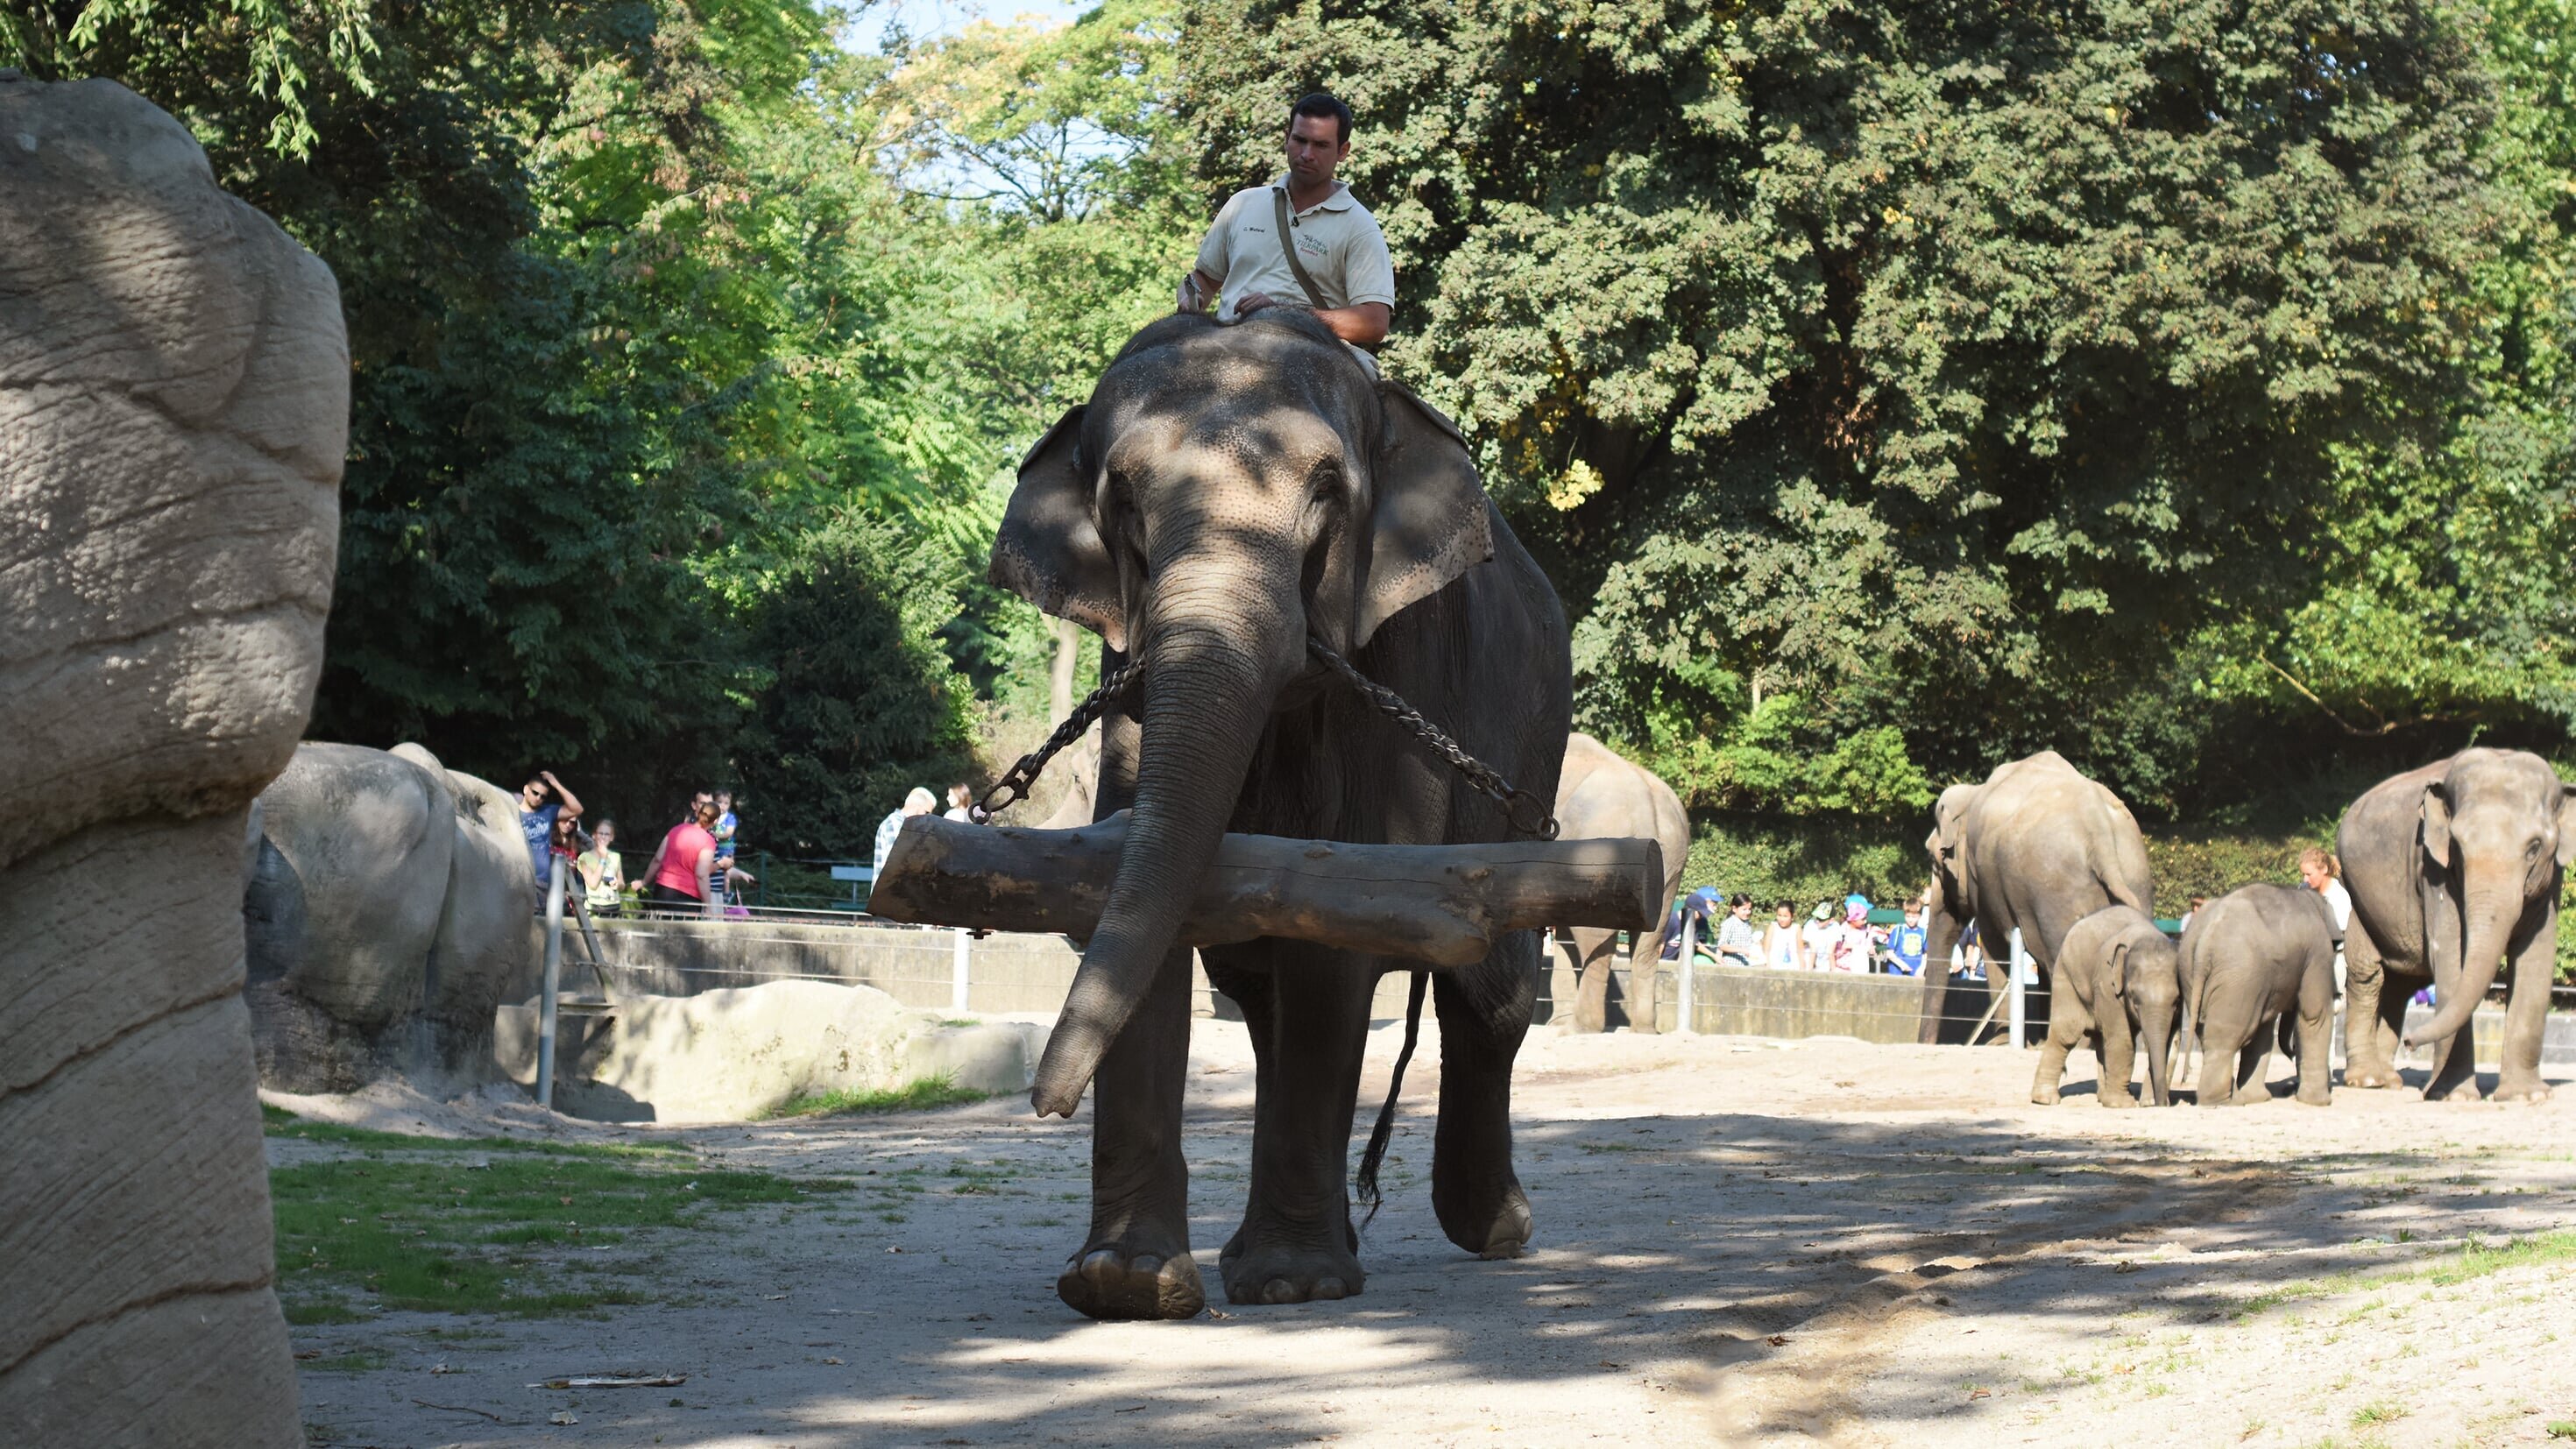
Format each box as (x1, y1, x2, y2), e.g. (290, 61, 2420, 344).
(2298, 846, 2353, 996)
(1176, 92, 1396, 367)
(1762, 900, 1807, 969)
(1800, 901, 1838, 972)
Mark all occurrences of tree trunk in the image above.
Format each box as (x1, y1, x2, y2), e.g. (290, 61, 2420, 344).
(871, 812, 1665, 967)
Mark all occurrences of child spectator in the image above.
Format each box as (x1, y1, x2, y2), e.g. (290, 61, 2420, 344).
(1714, 893, 1759, 967)
(1822, 900, 1874, 972)
(1764, 901, 1807, 969)
(577, 819, 626, 917)
(1885, 899, 1928, 975)
(943, 783, 975, 823)
(711, 790, 740, 876)
(1801, 901, 1838, 970)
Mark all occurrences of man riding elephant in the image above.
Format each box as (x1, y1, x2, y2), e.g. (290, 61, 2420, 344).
(1177, 91, 1395, 372)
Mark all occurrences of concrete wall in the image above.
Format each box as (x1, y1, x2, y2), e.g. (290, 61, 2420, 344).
(581, 915, 1429, 1021)
(577, 919, 2571, 1062)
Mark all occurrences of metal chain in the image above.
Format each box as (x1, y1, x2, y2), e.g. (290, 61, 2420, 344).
(1304, 637, 1560, 840)
(966, 640, 1558, 842)
(971, 661, 1142, 823)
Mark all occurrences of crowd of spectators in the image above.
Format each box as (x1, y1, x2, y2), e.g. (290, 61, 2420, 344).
(511, 771, 759, 921)
(1660, 887, 1962, 977)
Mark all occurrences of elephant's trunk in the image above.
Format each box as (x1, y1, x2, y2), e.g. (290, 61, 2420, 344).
(1030, 562, 1295, 1117)
(2138, 1000, 2175, 1106)
(2405, 873, 2518, 1048)
(1915, 901, 1962, 1044)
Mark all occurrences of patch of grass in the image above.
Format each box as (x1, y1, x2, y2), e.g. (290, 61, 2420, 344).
(760, 1077, 992, 1119)
(2351, 1402, 2407, 1427)
(2544, 1421, 2575, 1440)
(262, 1105, 683, 1160)
(271, 1138, 849, 1320)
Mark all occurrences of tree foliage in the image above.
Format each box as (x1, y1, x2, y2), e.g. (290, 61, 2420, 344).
(1183, 0, 2517, 815)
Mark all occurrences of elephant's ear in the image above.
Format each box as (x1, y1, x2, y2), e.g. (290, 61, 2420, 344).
(991, 406, 1127, 653)
(2421, 779, 2455, 873)
(2107, 938, 2132, 1000)
(2557, 784, 2576, 868)
(1356, 384, 1493, 647)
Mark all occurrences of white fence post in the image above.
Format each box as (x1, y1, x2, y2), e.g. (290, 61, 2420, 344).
(538, 853, 566, 1109)
(2007, 926, 2029, 1050)
(1676, 913, 1696, 1034)
(951, 927, 972, 1014)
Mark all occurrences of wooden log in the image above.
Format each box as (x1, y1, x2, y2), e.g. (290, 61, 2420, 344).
(868, 812, 1664, 968)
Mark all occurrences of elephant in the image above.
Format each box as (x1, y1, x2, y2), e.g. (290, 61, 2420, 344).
(2031, 905, 2180, 1107)
(244, 742, 541, 1092)
(1914, 750, 2156, 1044)
(0, 75, 343, 1446)
(2337, 748, 2572, 1103)
(989, 308, 1571, 1318)
(1547, 733, 1691, 1034)
(2176, 884, 2334, 1106)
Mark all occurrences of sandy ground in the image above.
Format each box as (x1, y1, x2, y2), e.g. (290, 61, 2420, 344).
(281, 1023, 2576, 1448)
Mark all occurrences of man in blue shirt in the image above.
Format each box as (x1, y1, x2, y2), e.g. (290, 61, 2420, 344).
(1886, 899, 1929, 976)
(516, 770, 584, 893)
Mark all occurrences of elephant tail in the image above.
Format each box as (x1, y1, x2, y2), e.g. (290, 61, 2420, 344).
(1355, 969, 1429, 1228)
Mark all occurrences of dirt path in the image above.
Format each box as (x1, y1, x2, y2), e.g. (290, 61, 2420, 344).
(287, 1026, 2576, 1447)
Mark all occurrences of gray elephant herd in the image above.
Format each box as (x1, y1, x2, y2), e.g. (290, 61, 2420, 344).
(1930, 749, 2569, 1110)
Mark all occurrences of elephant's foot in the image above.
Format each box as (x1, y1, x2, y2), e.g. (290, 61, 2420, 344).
(2342, 1064, 2407, 1090)
(1218, 1231, 1365, 1305)
(1057, 1243, 1205, 1321)
(1433, 1173, 1534, 1260)
(2494, 1071, 2551, 1104)
(2097, 1090, 2138, 1110)
(2423, 1078, 2486, 1104)
(2031, 1084, 2062, 1106)
(2295, 1087, 2332, 1107)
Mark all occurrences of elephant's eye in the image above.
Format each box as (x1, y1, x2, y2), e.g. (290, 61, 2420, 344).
(2529, 837, 2547, 858)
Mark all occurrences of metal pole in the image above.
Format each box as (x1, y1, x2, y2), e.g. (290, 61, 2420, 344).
(951, 927, 972, 1014)
(538, 853, 566, 1108)
(2007, 926, 2028, 1050)
(1676, 913, 1696, 1034)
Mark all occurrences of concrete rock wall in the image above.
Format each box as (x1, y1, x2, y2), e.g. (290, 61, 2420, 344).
(0, 74, 343, 1448)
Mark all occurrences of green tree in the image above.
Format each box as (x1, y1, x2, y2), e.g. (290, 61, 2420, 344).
(1182, 0, 2500, 814)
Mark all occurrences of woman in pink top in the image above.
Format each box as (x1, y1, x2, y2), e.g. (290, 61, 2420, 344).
(642, 791, 722, 918)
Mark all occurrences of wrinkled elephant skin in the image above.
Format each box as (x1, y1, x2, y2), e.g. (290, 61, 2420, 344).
(2035, 906, 2180, 1106)
(1916, 752, 2156, 1049)
(2178, 885, 2334, 1107)
(0, 76, 343, 1447)
(2338, 749, 2570, 1102)
(246, 742, 539, 1091)
(1550, 733, 1690, 1034)
(992, 312, 1571, 1317)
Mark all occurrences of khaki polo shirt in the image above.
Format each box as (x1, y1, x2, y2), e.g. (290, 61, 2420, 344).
(1194, 176, 1397, 322)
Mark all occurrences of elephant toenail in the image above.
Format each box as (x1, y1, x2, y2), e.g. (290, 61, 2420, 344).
(1312, 1277, 1348, 1300)
(1079, 1250, 1123, 1285)
(1130, 1255, 1163, 1276)
(1262, 1277, 1299, 1304)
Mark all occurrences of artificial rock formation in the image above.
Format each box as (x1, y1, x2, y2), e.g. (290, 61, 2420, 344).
(0, 75, 344, 1446)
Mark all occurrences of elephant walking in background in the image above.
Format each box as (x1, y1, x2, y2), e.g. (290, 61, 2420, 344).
(990, 310, 1570, 1318)
(1914, 751, 2156, 1044)
(2338, 749, 2572, 1102)
(1548, 734, 1690, 1034)
(2033, 906, 2180, 1106)
(2178, 884, 2334, 1107)
(2, 76, 344, 1445)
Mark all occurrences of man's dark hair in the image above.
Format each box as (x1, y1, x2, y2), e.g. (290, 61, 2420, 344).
(1288, 91, 1352, 145)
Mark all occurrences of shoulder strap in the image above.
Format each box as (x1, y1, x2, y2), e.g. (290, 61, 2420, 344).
(1270, 186, 1327, 309)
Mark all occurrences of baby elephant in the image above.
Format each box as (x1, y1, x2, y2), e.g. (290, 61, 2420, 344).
(2034, 906, 2182, 1107)
(2179, 884, 2336, 1106)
